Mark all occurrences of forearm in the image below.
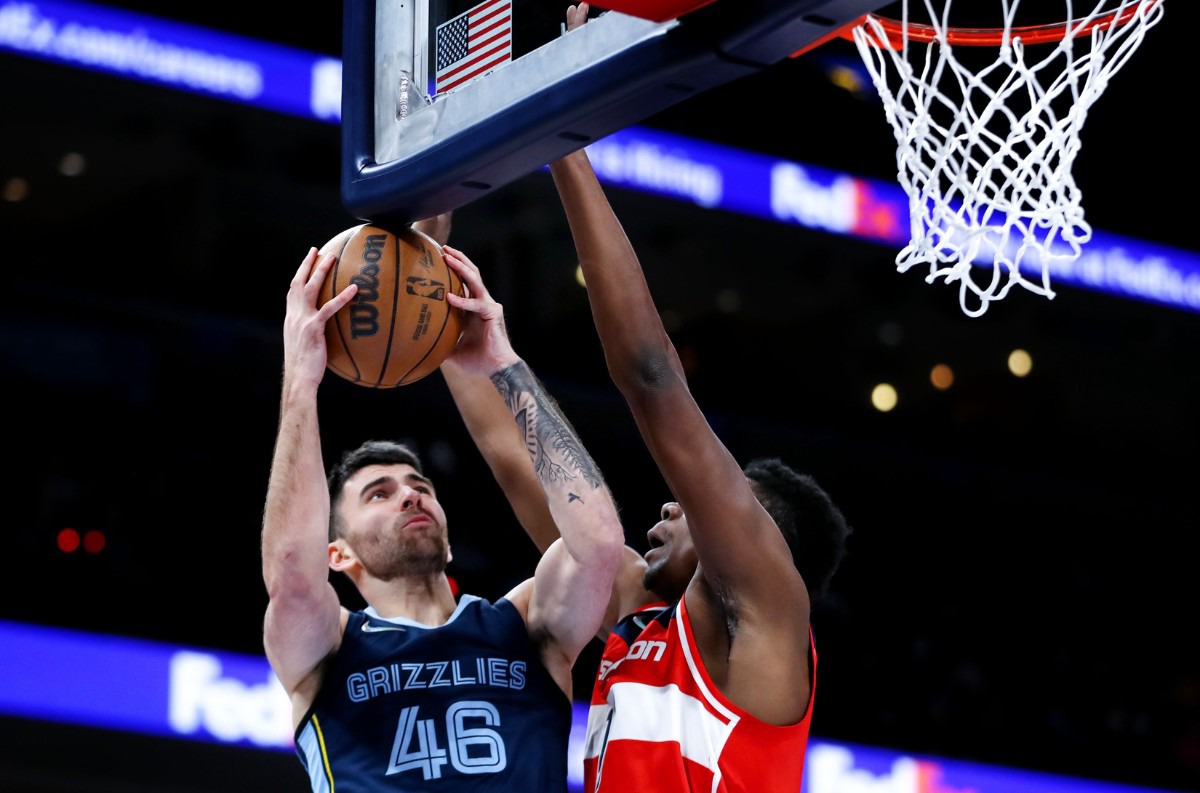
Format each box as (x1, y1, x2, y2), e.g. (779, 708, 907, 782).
(441, 360, 563, 553)
(490, 360, 622, 559)
(549, 151, 679, 391)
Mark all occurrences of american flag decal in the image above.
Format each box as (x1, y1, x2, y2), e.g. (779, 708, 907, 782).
(435, 0, 513, 95)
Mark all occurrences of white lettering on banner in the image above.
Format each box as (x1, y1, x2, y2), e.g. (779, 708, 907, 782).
(311, 57, 342, 120)
(807, 744, 917, 793)
(587, 141, 722, 208)
(770, 162, 857, 233)
(168, 651, 292, 748)
(1044, 247, 1200, 309)
(0, 1, 262, 98)
(0, 3, 54, 48)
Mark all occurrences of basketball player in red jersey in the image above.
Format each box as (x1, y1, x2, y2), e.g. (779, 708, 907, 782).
(440, 7, 853, 792)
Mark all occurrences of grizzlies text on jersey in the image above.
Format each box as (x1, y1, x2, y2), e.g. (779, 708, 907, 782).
(296, 595, 571, 792)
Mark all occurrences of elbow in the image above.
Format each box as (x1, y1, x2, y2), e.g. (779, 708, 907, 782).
(597, 513, 626, 556)
(568, 510, 626, 574)
(588, 516, 628, 578)
(607, 345, 681, 396)
(263, 547, 325, 604)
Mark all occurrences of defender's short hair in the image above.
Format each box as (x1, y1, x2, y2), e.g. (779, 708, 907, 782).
(744, 458, 852, 601)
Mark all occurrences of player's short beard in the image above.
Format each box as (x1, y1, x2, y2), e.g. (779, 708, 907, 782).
(359, 533, 449, 581)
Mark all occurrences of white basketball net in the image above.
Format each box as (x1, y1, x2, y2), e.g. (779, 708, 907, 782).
(851, 0, 1165, 316)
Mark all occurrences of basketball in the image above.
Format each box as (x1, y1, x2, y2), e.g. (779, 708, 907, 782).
(318, 222, 465, 388)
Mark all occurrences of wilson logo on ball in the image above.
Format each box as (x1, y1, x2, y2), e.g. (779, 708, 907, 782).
(318, 223, 464, 388)
(347, 234, 386, 339)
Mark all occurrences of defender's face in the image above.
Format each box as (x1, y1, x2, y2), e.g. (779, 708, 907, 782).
(642, 501, 697, 601)
(336, 463, 450, 579)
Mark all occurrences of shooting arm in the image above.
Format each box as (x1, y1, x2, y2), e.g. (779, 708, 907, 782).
(261, 248, 348, 699)
(491, 360, 624, 666)
(441, 246, 624, 662)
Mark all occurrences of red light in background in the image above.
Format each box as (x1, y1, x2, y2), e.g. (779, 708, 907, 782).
(82, 530, 106, 554)
(57, 528, 81, 553)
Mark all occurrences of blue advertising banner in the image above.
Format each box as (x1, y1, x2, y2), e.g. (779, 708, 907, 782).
(0, 619, 1184, 793)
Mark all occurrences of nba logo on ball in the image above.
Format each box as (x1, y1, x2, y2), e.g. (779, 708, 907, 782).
(407, 277, 449, 300)
(318, 223, 465, 388)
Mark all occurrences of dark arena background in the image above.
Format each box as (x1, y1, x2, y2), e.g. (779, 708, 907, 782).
(1, 2, 1198, 793)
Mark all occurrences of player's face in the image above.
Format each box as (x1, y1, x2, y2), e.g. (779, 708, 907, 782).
(642, 501, 697, 601)
(339, 463, 450, 579)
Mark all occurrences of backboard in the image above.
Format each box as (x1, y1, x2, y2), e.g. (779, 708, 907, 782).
(340, 0, 888, 227)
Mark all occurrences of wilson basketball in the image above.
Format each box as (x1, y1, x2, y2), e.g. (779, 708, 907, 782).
(318, 223, 464, 388)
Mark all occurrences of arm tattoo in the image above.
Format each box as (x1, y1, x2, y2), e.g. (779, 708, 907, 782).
(491, 362, 606, 496)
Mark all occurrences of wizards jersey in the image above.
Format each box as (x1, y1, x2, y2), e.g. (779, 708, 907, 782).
(295, 594, 571, 793)
(583, 596, 816, 793)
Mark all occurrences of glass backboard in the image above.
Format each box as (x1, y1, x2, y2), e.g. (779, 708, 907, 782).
(341, 0, 887, 227)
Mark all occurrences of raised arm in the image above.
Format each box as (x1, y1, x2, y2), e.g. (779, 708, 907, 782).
(419, 215, 565, 549)
(261, 247, 356, 714)
(547, 144, 811, 702)
(440, 245, 625, 688)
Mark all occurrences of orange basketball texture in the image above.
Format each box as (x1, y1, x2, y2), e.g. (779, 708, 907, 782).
(318, 223, 464, 388)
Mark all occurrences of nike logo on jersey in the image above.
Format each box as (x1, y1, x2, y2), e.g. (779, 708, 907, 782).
(361, 622, 407, 633)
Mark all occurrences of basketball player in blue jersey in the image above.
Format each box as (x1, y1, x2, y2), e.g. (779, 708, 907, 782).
(262, 222, 625, 792)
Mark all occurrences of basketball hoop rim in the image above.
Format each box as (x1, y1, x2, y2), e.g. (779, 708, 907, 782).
(839, 0, 1162, 48)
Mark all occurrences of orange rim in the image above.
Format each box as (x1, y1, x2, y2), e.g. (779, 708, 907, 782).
(838, 0, 1161, 48)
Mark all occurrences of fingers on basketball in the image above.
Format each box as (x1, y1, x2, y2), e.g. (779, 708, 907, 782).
(317, 223, 465, 387)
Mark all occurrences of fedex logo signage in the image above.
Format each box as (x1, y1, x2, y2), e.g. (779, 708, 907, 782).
(168, 651, 292, 748)
(0, 619, 293, 751)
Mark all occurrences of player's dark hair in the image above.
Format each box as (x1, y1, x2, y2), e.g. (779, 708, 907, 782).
(327, 440, 425, 541)
(743, 458, 852, 601)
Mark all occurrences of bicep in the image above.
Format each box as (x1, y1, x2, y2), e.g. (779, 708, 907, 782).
(526, 539, 622, 665)
(263, 582, 345, 696)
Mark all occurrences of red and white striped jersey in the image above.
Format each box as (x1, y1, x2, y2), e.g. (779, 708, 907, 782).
(582, 596, 815, 793)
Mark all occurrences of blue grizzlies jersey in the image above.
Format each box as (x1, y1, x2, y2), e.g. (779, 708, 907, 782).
(295, 595, 571, 792)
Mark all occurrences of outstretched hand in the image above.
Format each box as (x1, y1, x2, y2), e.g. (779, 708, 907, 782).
(566, 2, 590, 33)
(442, 245, 520, 378)
(282, 247, 356, 389)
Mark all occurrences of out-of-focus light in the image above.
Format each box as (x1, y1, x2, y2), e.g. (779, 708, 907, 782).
(827, 64, 868, 95)
(574, 263, 585, 288)
(57, 528, 81, 553)
(82, 530, 106, 554)
(715, 289, 741, 313)
(930, 363, 954, 390)
(871, 383, 898, 412)
(59, 152, 87, 177)
(1008, 348, 1033, 377)
(3, 177, 29, 202)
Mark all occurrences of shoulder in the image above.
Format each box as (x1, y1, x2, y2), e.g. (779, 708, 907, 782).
(501, 577, 534, 620)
